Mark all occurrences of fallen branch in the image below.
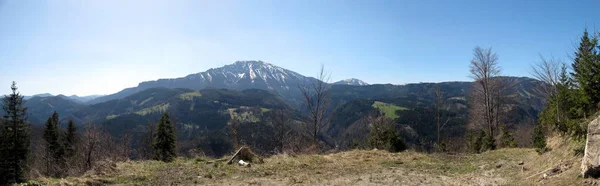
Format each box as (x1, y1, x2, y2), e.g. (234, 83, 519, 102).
(525, 158, 576, 179)
(525, 167, 556, 179)
(227, 147, 245, 165)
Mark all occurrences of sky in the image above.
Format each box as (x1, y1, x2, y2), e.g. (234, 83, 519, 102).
(0, 0, 598, 96)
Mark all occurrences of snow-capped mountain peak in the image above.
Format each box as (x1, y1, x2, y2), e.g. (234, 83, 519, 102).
(89, 60, 317, 104)
(334, 78, 369, 86)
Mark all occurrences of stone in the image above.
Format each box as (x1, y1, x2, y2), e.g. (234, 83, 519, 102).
(495, 163, 502, 168)
(581, 116, 600, 178)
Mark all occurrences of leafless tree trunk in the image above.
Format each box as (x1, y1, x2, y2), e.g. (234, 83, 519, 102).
(469, 46, 502, 149)
(299, 65, 332, 151)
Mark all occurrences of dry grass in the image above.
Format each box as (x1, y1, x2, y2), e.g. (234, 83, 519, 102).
(39, 136, 591, 185)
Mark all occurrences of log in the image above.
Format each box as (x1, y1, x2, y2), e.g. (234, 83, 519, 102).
(227, 147, 245, 164)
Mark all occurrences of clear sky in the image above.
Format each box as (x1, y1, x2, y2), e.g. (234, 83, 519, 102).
(0, 0, 598, 96)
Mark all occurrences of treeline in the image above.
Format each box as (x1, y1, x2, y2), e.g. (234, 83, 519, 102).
(0, 82, 180, 184)
(533, 29, 600, 151)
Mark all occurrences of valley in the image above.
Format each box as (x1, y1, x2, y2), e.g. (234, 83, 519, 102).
(21, 61, 546, 157)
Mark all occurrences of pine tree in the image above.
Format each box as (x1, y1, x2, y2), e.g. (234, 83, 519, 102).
(571, 29, 600, 114)
(0, 82, 30, 184)
(532, 123, 548, 154)
(43, 111, 66, 177)
(153, 113, 177, 162)
(499, 126, 517, 148)
(65, 120, 77, 159)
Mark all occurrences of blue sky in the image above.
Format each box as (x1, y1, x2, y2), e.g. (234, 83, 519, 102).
(0, 0, 598, 96)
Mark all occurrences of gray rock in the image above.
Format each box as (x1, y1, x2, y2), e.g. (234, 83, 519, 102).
(581, 116, 600, 178)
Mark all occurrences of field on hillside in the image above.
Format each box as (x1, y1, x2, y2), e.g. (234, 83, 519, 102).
(38, 136, 590, 186)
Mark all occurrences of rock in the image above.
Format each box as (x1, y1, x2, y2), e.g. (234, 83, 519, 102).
(581, 116, 600, 178)
(495, 163, 502, 168)
(238, 160, 251, 167)
(518, 161, 524, 165)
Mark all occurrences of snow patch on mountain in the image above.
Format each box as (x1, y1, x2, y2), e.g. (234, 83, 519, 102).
(334, 78, 369, 86)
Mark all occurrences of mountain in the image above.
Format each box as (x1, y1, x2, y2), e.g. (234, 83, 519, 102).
(20, 75, 547, 155)
(24, 95, 86, 125)
(88, 61, 316, 105)
(24, 93, 53, 100)
(82, 87, 295, 156)
(333, 78, 369, 86)
(18, 59, 548, 155)
(327, 76, 546, 151)
(64, 94, 103, 104)
(24, 93, 103, 104)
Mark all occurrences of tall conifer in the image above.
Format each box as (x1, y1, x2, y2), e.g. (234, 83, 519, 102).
(0, 82, 30, 184)
(153, 113, 177, 162)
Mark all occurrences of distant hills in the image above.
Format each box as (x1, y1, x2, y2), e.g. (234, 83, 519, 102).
(24, 93, 103, 104)
(15, 60, 547, 154)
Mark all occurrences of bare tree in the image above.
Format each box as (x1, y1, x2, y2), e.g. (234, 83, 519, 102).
(82, 124, 101, 171)
(299, 64, 332, 150)
(434, 85, 451, 147)
(120, 129, 132, 160)
(468, 46, 502, 150)
(530, 55, 563, 123)
(142, 122, 156, 159)
(267, 110, 292, 153)
(229, 116, 240, 149)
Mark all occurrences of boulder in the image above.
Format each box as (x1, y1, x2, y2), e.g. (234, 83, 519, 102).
(582, 116, 600, 178)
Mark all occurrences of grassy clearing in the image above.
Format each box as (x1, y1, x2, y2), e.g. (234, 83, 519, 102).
(39, 135, 588, 185)
(372, 101, 408, 119)
(179, 91, 202, 101)
(135, 103, 170, 116)
(260, 107, 271, 113)
(105, 114, 119, 120)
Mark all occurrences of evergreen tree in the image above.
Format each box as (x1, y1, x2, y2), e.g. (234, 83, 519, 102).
(43, 111, 66, 177)
(468, 129, 485, 153)
(499, 126, 517, 148)
(481, 133, 496, 151)
(0, 82, 30, 184)
(65, 120, 77, 159)
(367, 114, 406, 153)
(532, 122, 548, 154)
(570, 29, 600, 113)
(153, 113, 177, 162)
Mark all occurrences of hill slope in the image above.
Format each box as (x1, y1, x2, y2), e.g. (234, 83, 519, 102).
(328, 77, 546, 150)
(40, 135, 584, 185)
(24, 95, 86, 125)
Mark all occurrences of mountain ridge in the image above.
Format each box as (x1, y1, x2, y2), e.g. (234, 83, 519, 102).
(87, 61, 316, 105)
